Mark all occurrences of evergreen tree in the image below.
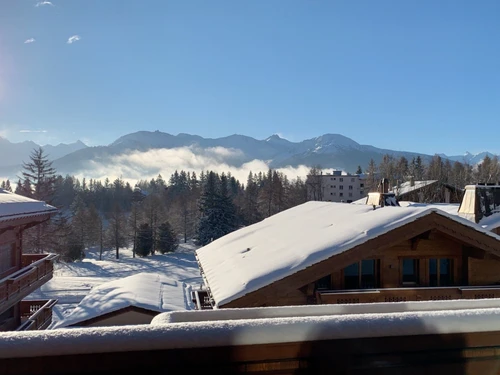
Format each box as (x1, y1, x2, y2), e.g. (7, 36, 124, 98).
(136, 223, 153, 257)
(70, 194, 88, 250)
(356, 165, 363, 174)
(21, 147, 56, 202)
(196, 171, 237, 246)
(157, 221, 178, 254)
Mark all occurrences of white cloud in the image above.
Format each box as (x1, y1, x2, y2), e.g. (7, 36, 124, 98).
(24, 38, 36, 44)
(35, 1, 53, 6)
(67, 35, 81, 44)
(72, 146, 311, 185)
(19, 129, 48, 133)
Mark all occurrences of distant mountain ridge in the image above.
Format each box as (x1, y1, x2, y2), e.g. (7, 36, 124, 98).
(1, 131, 497, 180)
(437, 151, 497, 165)
(0, 137, 87, 177)
(50, 131, 495, 177)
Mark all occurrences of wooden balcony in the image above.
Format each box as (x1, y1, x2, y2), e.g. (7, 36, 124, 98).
(317, 285, 500, 304)
(0, 254, 57, 314)
(17, 299, 57, 331)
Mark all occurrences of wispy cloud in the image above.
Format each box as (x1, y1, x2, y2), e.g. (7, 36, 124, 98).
(19, 130, 48, 133)
(35, 1, 54, 7)
(67, 35, 81, 44)
(24, 38, 36, 44)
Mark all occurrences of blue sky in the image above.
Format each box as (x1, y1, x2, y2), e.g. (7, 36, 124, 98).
(0, 0, 499, 155)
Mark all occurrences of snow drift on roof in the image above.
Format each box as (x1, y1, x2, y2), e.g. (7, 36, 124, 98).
(0, 188, 57, 222)
(5, 303, 500, 358)
(196, 201, 497, 308)
(53, 273, 190, 328)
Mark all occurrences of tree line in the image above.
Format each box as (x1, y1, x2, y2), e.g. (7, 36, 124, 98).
(0, 148, 308, 261)
(362, 154, 500, 199)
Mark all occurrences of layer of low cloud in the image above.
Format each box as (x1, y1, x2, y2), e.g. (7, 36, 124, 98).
(19, 130, 48, 133)
(72, 146, 311, 185)
(35, 1, 53, 6)
(24, 38, 36, 44)
(67, 35, 81, 44)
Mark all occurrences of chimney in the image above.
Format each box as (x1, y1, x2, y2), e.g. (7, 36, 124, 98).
(410, 176, 415, 187)
(380, 178, 389, 194)
(458, 184, 500, 223)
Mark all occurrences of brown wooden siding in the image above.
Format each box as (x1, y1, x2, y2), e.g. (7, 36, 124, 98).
(469, 258, 500, 286)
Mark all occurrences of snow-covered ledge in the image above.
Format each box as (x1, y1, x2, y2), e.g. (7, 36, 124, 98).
(2, 304, 500, 358)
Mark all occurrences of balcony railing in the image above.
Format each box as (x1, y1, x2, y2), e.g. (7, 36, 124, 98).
(317, 285, 500, 304)
(0, 254, 57, 313)
(17, 299, 57, 331)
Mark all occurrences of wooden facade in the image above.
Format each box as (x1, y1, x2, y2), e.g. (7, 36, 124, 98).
(0, 213, 57, 331)
(219, 211, 500, 309)
(3, 331, 500, 374)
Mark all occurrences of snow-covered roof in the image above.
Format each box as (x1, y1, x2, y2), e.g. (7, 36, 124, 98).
(53, 273, 191, 328)
(0, 188, 57, 223)
(391, 180, 438, 196)
(4, 300, 500, 358)
(196, 201, 499, 308)
(480, 214, 500, 231)
(398, 201, 460, 215)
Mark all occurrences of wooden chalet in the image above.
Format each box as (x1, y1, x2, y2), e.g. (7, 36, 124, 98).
(195, 184, 500, 309)
(0, 189, 58, 331)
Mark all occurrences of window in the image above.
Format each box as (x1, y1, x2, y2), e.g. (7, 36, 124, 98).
(339, 185, 344, 190)
(351, 178, 355, 182)
(339, 192, 343, 197)
(315, 275, 331, 290)
(339, 178, 343, 182)
(333, 178, 336, 181)
(0, 244, 15, 275)
(343, 260, 380, 289)
(348, 192, 353, 197)
(402, 259, 419, 285)
(348, 185, 353, 190)
(360, 191, 364, 195)
(330, 178, 334, 181)
(429, 258, 453, 286)
(333, 192, 336, 196)
(344, 263, 359, 289)
(360, 183, 364, 188)
(330, 192, 333, 195)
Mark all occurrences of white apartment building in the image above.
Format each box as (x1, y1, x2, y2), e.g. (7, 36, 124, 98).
(307, 170, 366, 203)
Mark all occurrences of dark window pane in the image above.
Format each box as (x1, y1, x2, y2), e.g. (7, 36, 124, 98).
(402, 259, 419, 284)
(429, 259, 438, 286)
(440, 259, 453, 286)
(344, 263, 359, 289)
(315, 275, 331, 290)
(361, 260, 376, 288)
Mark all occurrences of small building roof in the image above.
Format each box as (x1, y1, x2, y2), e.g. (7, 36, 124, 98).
(196, 201, 500, 308)
(0, 188, 57, 223)
(53, 273, 191, 328)
(391, 180, 438, 196)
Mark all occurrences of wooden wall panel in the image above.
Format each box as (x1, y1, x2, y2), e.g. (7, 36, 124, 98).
(469, 258, 500, 286)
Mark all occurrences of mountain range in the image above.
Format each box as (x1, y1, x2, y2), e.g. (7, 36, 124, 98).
(0, 131, 496, 180)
